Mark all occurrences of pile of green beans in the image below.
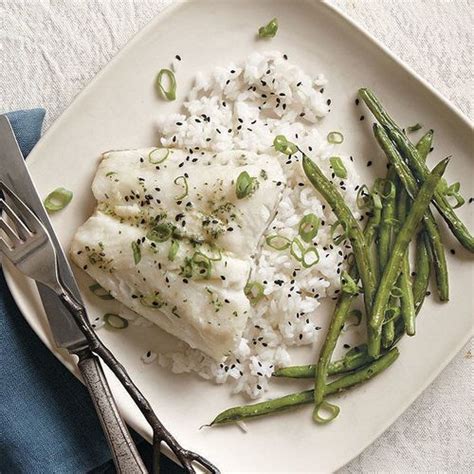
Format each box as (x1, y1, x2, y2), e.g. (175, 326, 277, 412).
(209, 89, 469, 429)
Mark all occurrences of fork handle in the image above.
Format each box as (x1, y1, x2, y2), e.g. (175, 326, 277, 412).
(76, 348, 148, 474)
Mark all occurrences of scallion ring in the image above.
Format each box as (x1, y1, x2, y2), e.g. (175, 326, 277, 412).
(298, 213, 320, 243)
(390, 287, 403, 298)
(356, 184, 371, 209)
(43, 187, 73, 212)
(290, 237, 305, 262)
(341, 270, 360, 295)
(89, 283, 114, 300)
(258, 17, 278, 38)
(235, 171, 257, 199)
(147, 223, 172, 243)
(244, 281, 265, 305)
(313, 400, 340, 424)
(301, 247, 320, 268)
(266, 234, 291, 251)
(327, 131, 344, 144)
(192, 252, 212, 279)
(174, 175, 189, 200)
(273, 135, 298, 155)
(329, 156, 347, 179)
(140, 294, 165, 309)
(131, 241, 141, 265)
(148, 148, 170, 164)
(156, 68, 176, 101)
(104, 313, 128, 330)
(445, 181, 465, 209)
(168, 240, 179, 261)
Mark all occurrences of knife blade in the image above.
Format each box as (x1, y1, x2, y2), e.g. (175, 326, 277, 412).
(0, 115, 87, 351)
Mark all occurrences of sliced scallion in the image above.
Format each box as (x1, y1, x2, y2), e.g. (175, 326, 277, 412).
(273, 135, 298, 155)
(327, 131, 344, 144)
(140, 294, 165, 309)
(235, 171, 257, 199)
(89, 283, 114, 300)
(131, 241, 141, 265)
(298, 213, 320, 243)
(290, 237, 305, 261)
(301, 247, 319, 268)
(147, 223, 172, 243)
(244, 281, 265, 305)
(192, 252, 212, 279)
(174, 176, 189, 200)
(330, 220, 349, 245)
(356, 184, 371, 209)
(156, 68, 176, 101)
(258, 17, 278, 38)
(341, 271, 360, 295)
(266, 234, 291, 251)
(329, 156, 347, 179)
(43, 187, 73, 212)
(104, 313, 128, 330)
(168, 240, 179, 261)
(148, 148, 170, 164)
(406, 123, 422, 133)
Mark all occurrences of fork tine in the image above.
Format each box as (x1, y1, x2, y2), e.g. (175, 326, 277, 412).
(0, 181, 41, 234)
(0, 198, 31, 240)
(0, 217, 21, 247)
(0, 236, 12, 255)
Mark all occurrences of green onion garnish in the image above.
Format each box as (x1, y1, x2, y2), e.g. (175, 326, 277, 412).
(89, 283, 114, 300)
(168, 240, 179, 261)
(258, 17, 278, 38)
(301, 247, 319, 268)
(146, 223, 173, 242)
(244, 281, 265, 305)
(298, 213, 320, 243)
(406, 123, 422, 133)
(105, 171, 117, 177)
(329, 156, 347, 179)
(156, 69, 177, 101)
(444, 181, 465, 209)
(192, 252, 212, 279)
(266, 234, 291, 251)
(140, 294, 165, 309)
(43, 187, 73, 212)
(327, 131, 344, 144)
(290, 237, 304, 261)
(235, 171, 257, 199)
(330, 220, 349, 245)
(273, 135, 298, 155)
(173, 176, 189, 200)
(356, 184, 371, 209)
(390, 287, 403, 298)
(131, 241, 141, 265)
(341, 271, 360, 295)
(104, 313, 128, 330)
(148, 148, 170, 164)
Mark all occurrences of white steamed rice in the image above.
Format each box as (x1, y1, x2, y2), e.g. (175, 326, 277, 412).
(147, 51, 362, 399)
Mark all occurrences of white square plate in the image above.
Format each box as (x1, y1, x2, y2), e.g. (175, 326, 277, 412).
(4, 1, 473, 472)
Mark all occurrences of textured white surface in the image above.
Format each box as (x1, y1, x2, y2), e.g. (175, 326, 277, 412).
(0, 1, 472, 472)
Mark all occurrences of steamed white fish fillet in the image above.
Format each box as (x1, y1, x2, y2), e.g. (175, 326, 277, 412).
(71, 147, 285, 360)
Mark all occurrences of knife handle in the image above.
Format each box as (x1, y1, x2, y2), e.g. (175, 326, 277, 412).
(76, 348, 148, 474)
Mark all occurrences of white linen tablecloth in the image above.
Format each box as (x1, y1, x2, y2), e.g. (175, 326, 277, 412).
(1, 1, 472, 472)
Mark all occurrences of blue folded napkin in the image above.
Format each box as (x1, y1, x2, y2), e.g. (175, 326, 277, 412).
(0, 109, 182, 474)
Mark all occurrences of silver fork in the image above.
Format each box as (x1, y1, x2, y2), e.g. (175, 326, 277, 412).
(0, 181, 219, 474)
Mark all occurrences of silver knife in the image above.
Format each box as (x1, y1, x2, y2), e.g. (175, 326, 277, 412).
(0, 115, 147, 473)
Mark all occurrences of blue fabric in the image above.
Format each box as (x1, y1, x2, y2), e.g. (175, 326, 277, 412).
(0, 110, 112, 473)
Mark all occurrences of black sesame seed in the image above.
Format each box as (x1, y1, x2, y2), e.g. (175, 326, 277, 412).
(360, 115, 365, 121)
(367, 160, 372, 167)
(450, 249, 456, 255)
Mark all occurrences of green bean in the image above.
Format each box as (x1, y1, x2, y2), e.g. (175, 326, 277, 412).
(359, 88, 474, 253)
(397, 188, 416, 336)
(302, 154, 376, 316)
(413, 232, 431, 313)
(416, 129, 434, 160)
(369, 158, 449, 357)
(373, 124, 449, 301)
(210, 348, 399, 426)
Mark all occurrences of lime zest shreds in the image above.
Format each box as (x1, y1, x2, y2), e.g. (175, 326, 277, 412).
(146, 223, 173, 242)
(235, 171, 257, 199)
(327, 131, 344, 144)
(341, 271, 360, 295)
(273, 135, 298, 155)
(192, 251, 212, 279)
(156, 68, 176, 101)
(148, 148, 170, 164)
(244, 281, 265, 305)
(301, 247, 319, 268)
(258, 17, 278, 38)
(266, 234, 291, 251)
(168, 240, 179, 261)
(104, 313, 129, 330)
(298, 213, 320, 243)
(406, 123, 422, 133)
(329, 156, 347, 179)
(131, 241, 141, 265)
(89, 283, 114, 300)
(173, 175, 189, 200)
(43, 187, 73, 212)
